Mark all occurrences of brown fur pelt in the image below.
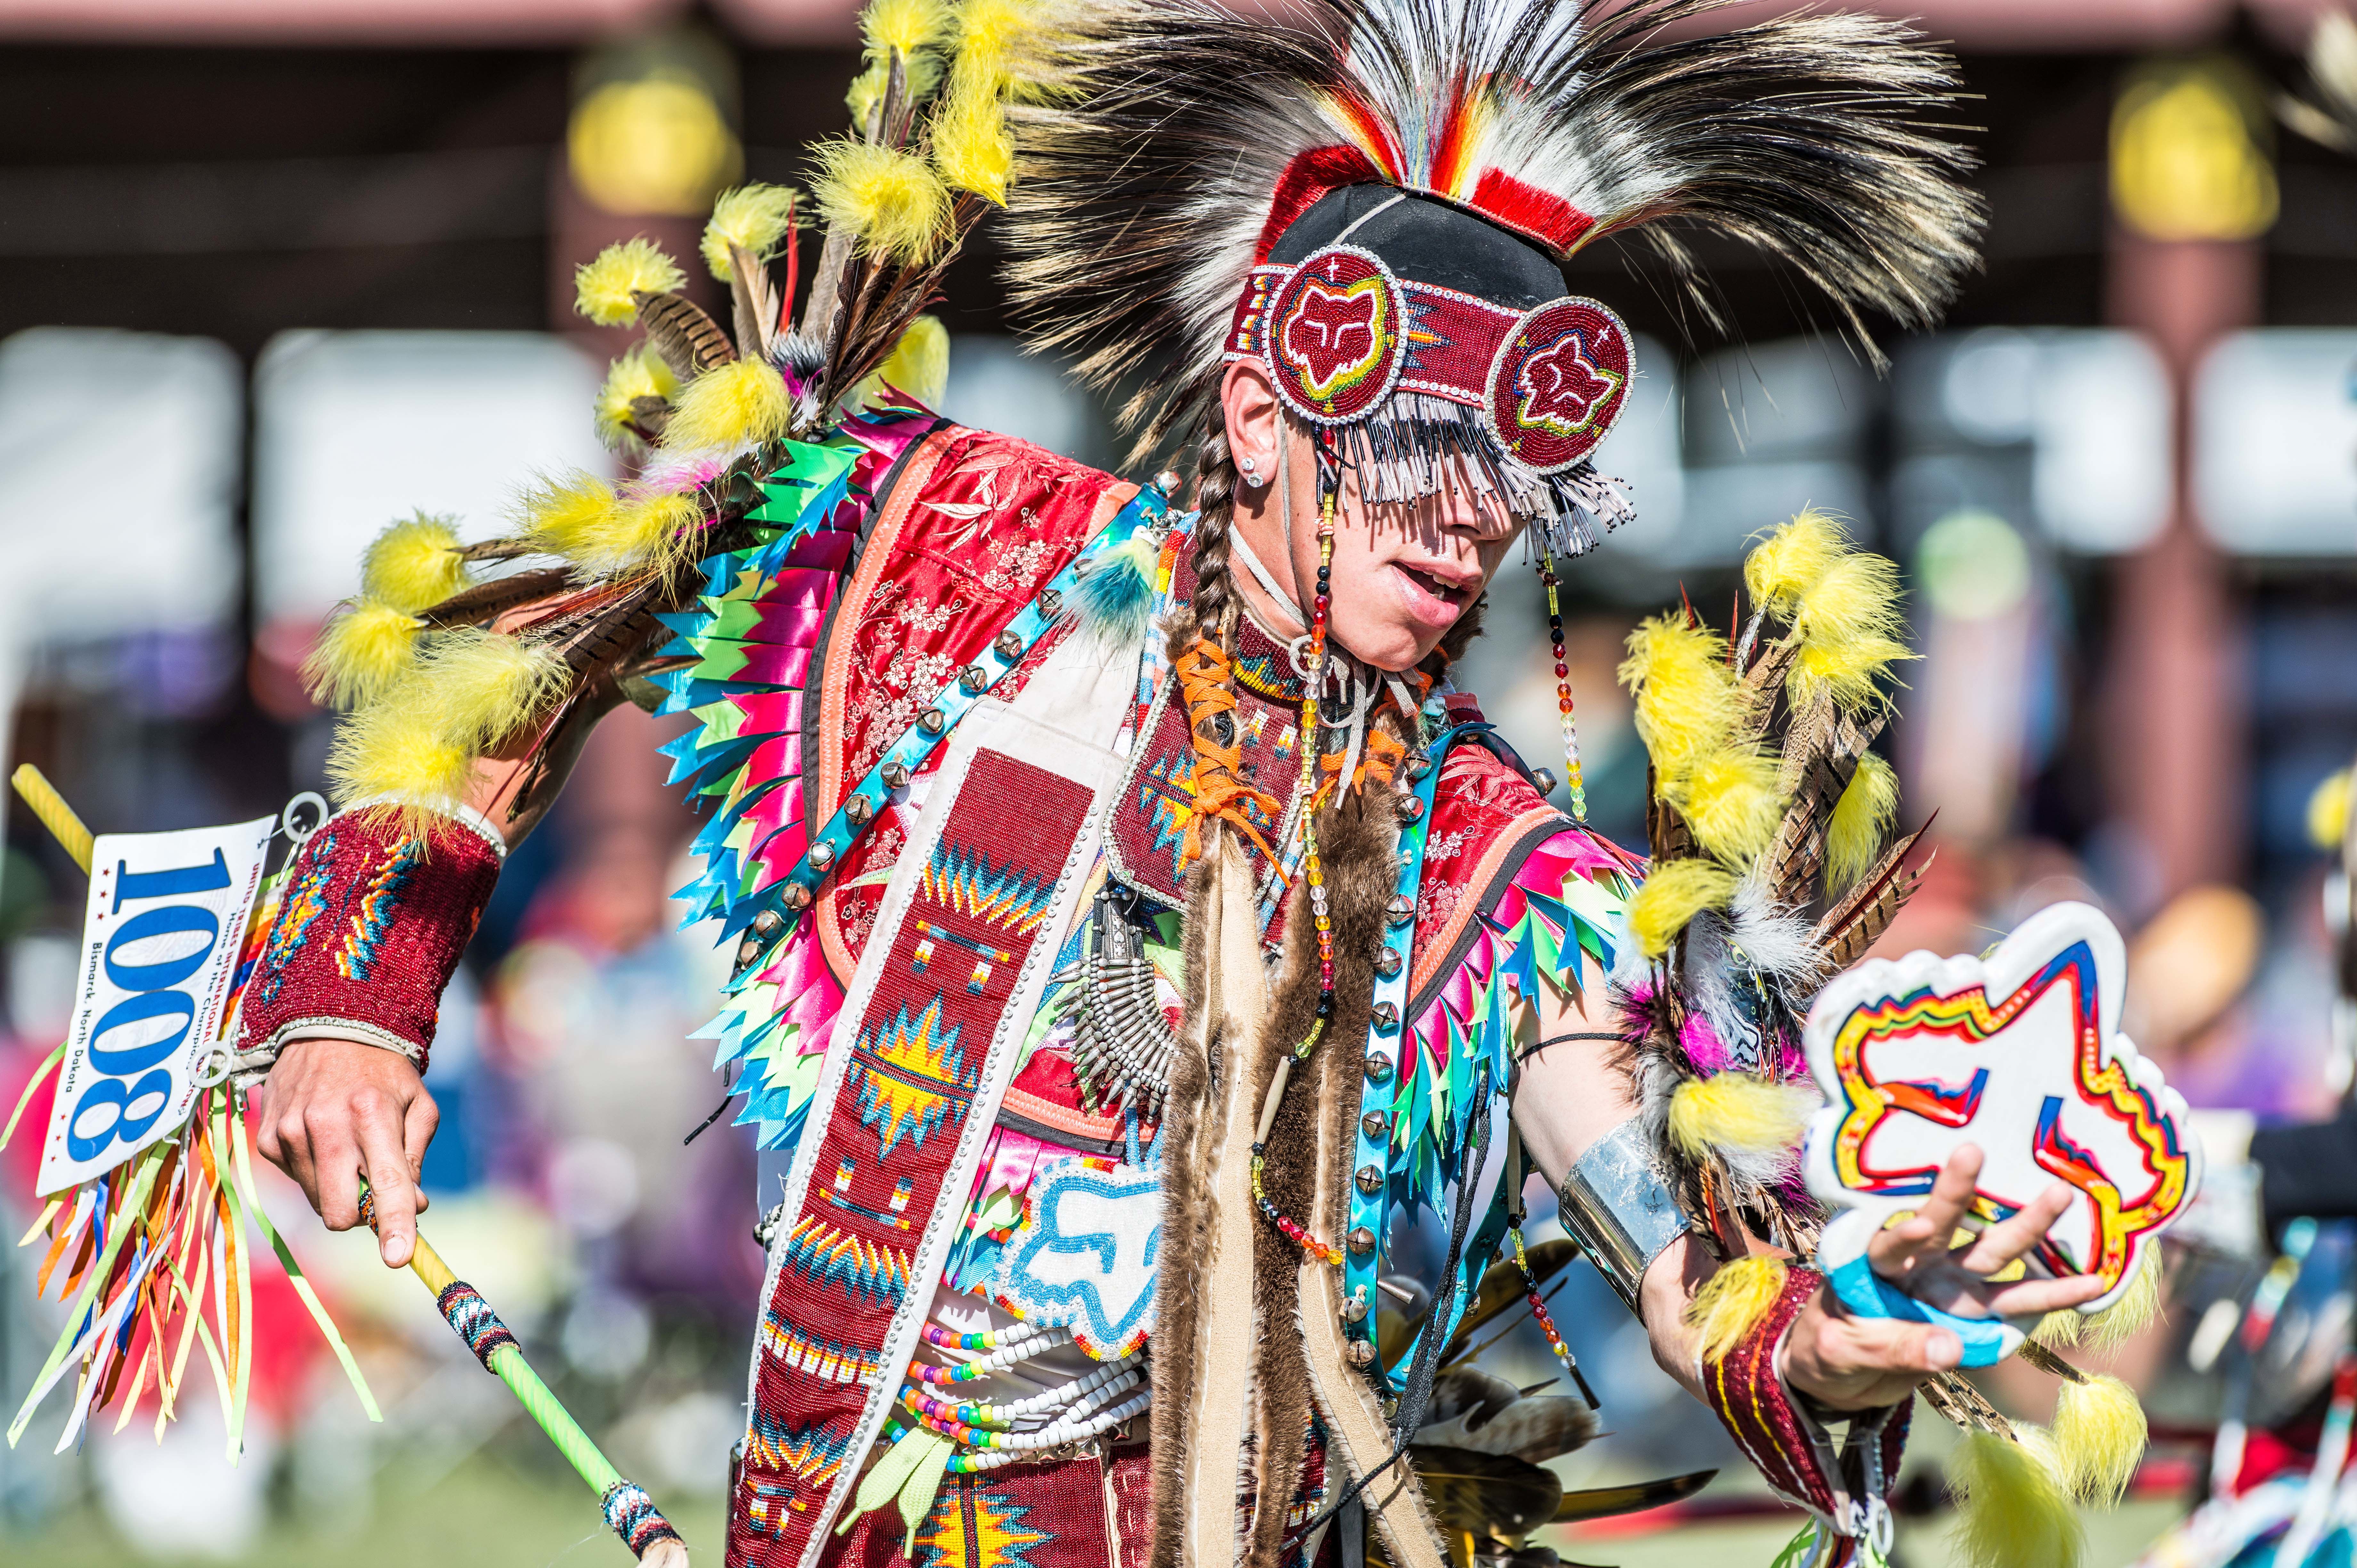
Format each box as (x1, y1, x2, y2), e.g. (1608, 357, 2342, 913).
(1148, 849, 1224, 1568)
(1243, 752, 1404, 1566)
(1150, 709, 1408, 1568)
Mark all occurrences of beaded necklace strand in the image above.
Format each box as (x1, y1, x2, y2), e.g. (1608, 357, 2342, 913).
(1510, 1225, 1598, 1405)
(907, 1323, 1076, 1384)
(890, 1371, 1151, 1465)
(920, 1320, 1066, 1355)
(1537, 553, 1588, 822)
(883, 1320, 1147, 1470)
(1249, 484, 1347, 1269)
(879, 1397, 1151, 1474)
(900, 1355, 1144, 1433)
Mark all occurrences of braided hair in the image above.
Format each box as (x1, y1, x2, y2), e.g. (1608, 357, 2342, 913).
(1171, 411, 1240, 663)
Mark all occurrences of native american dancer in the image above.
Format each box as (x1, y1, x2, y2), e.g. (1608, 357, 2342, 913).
(232, 3, 2132, 1564)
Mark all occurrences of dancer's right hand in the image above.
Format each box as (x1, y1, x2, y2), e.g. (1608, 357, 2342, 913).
(252, 1036, 436, 1269)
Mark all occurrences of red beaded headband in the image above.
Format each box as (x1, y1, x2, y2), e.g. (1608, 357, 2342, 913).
(1221, 243, 1636, 475)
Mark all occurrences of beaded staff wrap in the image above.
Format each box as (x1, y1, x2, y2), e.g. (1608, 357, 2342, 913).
(601, 1481, 684, 1559)
(234, 807, 502, 1075)
(436, 1280, 521, 1371)
(1702, 1264, 1910, 1534)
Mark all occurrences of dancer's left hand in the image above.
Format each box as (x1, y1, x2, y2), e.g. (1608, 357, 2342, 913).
(1776, 1143, 2109, 1410)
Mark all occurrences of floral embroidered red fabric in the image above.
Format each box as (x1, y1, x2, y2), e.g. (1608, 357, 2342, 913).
(810, 427, 1144, 986)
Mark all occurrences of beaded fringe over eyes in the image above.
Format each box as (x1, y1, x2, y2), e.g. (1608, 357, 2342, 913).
(1325, 392, 1634, 559)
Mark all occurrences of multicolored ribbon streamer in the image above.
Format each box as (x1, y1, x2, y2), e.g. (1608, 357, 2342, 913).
(5, 766, 379, 1462)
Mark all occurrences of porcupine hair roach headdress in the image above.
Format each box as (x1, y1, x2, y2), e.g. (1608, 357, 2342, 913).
(1002, 0, 1981, 631)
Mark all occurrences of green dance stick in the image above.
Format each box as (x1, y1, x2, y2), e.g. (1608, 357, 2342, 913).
(359, 1190, 690, 1564)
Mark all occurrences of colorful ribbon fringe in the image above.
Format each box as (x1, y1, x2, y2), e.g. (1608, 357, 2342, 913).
(5, 870, 380, 1457)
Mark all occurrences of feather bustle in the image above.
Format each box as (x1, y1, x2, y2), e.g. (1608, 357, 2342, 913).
(728, 242, 780, 364)
(420, 567, 579, 629)
(1763, 707, 1886, 906)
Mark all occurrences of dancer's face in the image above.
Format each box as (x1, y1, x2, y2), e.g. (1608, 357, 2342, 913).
(1220, 360, 1524, 672)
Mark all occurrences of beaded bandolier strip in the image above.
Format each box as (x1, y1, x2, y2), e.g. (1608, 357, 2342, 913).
(224, 1, 2053, 1565)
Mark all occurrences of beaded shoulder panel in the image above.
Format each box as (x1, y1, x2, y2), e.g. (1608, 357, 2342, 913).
(657, 412, 1138, 1154)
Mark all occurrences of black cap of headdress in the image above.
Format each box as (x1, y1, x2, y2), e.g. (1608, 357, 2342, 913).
(1267, 187, 1568, 313)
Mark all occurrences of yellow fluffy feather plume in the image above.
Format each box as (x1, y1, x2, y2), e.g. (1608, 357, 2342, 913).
(701, 184, 801, 282)
(594, 343, 680, 450)
(304, 601, 425, 711)
(848, 0, 952, 121)
(933, 59, 1015, 204)
(521, 472, 619, 557)
(2051, 1374, 2147, 1505)
(521, 473, 701, 575)
(1826, 750, 1897, 891)
(1948, 1428, 2083, 1568)
(865, 0, 952, 56)
(664, 358, 792, 451)
(811, 140, 952, 265)
(359, 514, 469, 614)
(1787, 547, 1915, 711)
(2081, 1250, 2161, 1349)
(573, 238, 687, 327)
(326, 680, 475, 810)
(325, 629, 567, 817)
(874, 315, 949, 408)
(1742, 512, 1843, 617)
(1630, 859, 1736, 958)
(2031, 1306, 2081, 1349)
(1671, 745, 1780, 863)
(954, 0, 1065, 97)
(1619, 614, 1736, 781)
(1684, 1256, 1788, 1362)
(1668, 1075, 1819, 1161)
(411, 628, 569, 751)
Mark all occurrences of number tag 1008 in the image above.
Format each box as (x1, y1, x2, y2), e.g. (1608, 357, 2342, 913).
(37, 818, 274, 1195)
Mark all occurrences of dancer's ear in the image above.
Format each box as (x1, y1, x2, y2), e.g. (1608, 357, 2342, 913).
(1220, 360, 1282, 511)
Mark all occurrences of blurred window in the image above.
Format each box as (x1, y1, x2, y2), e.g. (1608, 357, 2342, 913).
(0, 328, 241, 641)
(1894, 328, 2170, 556)
(2196, 329, 2357, 557)
(250, 330, 611, 623)
(2027, 332, 2172, 554)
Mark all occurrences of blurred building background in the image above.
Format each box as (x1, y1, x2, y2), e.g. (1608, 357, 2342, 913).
(1, 1, 2355, 1564)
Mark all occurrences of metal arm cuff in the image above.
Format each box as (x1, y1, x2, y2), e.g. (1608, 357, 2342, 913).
(1557, 1118, 1691, 1312)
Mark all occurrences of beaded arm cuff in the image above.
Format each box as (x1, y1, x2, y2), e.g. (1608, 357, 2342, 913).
(1702, 1265, 1910, 1544)
(232, 807, 503, 1080)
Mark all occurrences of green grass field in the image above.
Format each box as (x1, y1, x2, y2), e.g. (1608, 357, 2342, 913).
(0, 1457, 2185, 1568)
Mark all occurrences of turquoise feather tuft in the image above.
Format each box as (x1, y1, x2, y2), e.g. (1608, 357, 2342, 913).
(1064, 530, 1162, 649)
